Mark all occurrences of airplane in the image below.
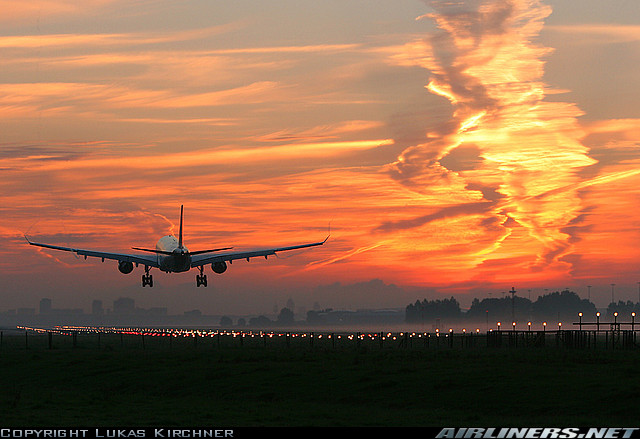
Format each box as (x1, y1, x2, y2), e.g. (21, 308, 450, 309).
(25, 205, 329, 287)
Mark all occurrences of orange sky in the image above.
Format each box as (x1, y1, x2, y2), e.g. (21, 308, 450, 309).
(2, 0, 640, 315)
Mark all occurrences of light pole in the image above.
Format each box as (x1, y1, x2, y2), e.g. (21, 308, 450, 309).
(578, 312, 583, 331)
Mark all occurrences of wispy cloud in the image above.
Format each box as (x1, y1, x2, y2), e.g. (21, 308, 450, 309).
(547, 24, 640, 44)
(380, 0, 600, 280)
(0, 0, 118, 23)
(2, 139, 393, 173)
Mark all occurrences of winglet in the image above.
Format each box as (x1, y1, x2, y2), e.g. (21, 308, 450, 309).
(178, 205, 184, 248)
(322, 221, 331, 244)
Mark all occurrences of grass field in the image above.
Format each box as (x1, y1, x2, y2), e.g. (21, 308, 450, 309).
(1, 329, 640, 427)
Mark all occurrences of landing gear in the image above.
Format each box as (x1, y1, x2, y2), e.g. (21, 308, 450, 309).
(196, 266, 207, 287)
(142, 266, 153, 287)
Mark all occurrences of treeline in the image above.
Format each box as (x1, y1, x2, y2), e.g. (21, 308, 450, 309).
(405, 290, 634, 325)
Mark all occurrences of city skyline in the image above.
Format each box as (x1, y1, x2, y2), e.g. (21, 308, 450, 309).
(6, 283, 640, 318)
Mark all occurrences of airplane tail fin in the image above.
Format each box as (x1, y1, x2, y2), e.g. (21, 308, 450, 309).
(178, 205, 184, 248)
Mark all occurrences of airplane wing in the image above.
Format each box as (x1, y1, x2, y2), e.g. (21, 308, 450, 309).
(190, 236, 329, 268)
(25, 236, 160, 267)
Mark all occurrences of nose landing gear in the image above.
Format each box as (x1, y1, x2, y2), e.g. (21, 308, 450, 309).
(196, 266, 207, 287)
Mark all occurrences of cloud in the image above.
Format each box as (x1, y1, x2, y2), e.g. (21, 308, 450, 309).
(1, 139, 394, 175)
(375, 201, 495, 233)
(547, 24, 640, 44)
(0, 27, 236, 49)
(379, 0, 601, 280)
(0, 0, 117, 23)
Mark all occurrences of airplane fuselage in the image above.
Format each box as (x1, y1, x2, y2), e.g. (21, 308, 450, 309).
(156, 235, 191, 273)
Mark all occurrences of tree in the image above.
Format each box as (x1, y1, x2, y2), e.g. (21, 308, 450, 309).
(405, 297, 461, 323)
(467, 296, 532, 323)
(606, 300, 640, 319)
(532, 290, 596, 322)
(277, 307, 295, 326)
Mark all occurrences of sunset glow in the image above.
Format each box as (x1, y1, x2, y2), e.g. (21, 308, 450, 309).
(2, 0, 640, 314)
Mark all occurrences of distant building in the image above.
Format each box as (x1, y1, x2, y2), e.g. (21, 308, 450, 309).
(39, 298, 52, 315)
(113, 297, 135, 315)
(92, 300, 104, 316)
(52, 308, 83, 316)
(144, 307, 168, 316)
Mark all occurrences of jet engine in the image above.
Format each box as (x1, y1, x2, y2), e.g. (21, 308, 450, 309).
(212, 261, 227, 274)
(118, 261, 134, 274)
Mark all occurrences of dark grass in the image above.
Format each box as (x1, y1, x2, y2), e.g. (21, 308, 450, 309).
(1, 331, 640, 427)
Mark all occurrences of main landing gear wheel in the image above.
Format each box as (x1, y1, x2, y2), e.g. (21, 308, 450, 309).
(142, 266, 153, 287)
(196, 267, 208, 287)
